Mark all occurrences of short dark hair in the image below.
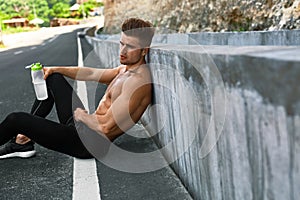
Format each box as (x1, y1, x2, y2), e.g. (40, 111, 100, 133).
(121, 18, 155, 47)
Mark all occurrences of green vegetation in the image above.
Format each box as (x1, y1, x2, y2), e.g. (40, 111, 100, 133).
(0, 0, 102, 30)
(49, 2, 71, 18)
(0, 0, 50, 26)
(2, 26, 39, 34)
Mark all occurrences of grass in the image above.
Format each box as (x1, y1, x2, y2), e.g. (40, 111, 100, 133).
(2, 26, 40, 34)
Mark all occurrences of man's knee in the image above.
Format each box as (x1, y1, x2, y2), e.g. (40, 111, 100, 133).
(5, 112, 28, 123)
(46, 73, 64, 85)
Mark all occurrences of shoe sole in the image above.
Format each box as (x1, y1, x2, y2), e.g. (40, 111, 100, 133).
(0, 150, 36, 159)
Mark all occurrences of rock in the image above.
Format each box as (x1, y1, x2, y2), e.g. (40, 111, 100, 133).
(103, 0, 300, 33)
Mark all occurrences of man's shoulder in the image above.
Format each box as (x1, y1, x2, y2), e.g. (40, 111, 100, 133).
(107, 65, 126, 77)
(117, 65, 127, 72)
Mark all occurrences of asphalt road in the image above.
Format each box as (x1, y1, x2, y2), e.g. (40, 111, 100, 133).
(0, 29, 82, 200)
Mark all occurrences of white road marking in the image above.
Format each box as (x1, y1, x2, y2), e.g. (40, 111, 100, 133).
(73, 159, 100, 200)
(72, 34, 101, 200)
(30, 47, 37, 50)
(14, 50, 23, 55)
(76, 36, 89, 108)
(48, 35, 58, 43)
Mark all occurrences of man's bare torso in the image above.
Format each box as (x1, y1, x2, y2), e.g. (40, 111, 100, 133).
(95, 65, 152, 139)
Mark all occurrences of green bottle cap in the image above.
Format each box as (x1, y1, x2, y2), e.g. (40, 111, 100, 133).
(31, 63, 43, 71)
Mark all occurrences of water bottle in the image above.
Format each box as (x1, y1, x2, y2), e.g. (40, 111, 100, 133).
(30, 63, 48, 100)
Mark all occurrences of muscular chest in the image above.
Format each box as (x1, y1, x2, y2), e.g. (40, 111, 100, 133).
(106, 73, 130, 101)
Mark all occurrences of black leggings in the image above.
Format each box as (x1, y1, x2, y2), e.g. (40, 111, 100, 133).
(0, 73, 108, 159)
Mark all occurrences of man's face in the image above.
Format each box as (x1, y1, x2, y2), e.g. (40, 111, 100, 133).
(119, 33, 144, 65)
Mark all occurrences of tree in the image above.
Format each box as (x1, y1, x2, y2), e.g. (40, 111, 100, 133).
(47, 0, 72, 9)
(78, 0, 101, 18)
(28, 0, 50, 26)
(0, 0, 96, 28)
(0, 0, 50, 26)
(49, 2, 71, 18)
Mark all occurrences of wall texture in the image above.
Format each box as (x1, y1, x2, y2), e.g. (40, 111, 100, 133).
(103, 0, 300, 33)
(152, 30, 300, 45)
(85, 35, 300, 200)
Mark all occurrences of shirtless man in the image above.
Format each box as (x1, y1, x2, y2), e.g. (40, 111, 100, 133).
(0, 18, 154, 159)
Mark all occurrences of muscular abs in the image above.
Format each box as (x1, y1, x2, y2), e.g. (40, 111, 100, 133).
(95, 66, 151, 140)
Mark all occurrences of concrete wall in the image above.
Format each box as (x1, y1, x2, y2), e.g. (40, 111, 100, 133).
(153, 30, 300, 46)
(96, 30, 300, 45)
(85, 35, 300, 200)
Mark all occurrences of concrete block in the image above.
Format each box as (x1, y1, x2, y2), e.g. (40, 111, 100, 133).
(85, 35, 300, 200)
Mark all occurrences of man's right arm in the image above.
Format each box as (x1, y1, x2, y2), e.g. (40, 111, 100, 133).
(43, 66, 121, 84)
